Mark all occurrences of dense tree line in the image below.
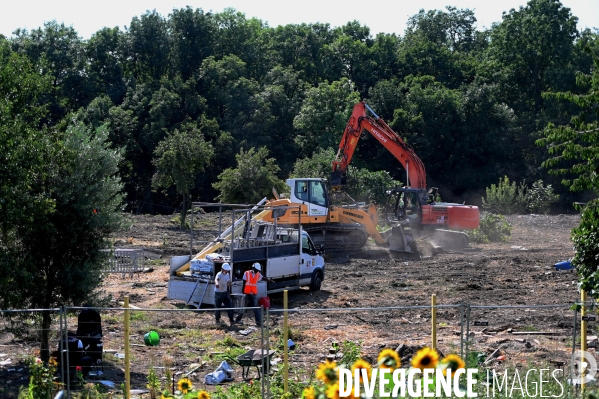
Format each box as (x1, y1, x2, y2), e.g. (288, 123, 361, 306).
(1, 1, 598, 212)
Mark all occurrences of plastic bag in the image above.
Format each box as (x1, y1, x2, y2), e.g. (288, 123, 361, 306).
(204, 361, 234, 385)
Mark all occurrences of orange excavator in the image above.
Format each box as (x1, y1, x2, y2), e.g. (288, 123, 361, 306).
(331, 101, 479, 250)
(263, 102, 479, 252)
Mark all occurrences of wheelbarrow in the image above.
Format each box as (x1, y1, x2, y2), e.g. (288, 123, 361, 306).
(225, 349, 276, 380)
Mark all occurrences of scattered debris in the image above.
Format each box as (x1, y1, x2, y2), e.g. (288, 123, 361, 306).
(130, 389, 150, 395)
(512, 331, 559, 335)
(185, 362, 206, 376)
(483, 349, 501, 365)
(96, 381, 116, 388)
(238, 326, 257, 336)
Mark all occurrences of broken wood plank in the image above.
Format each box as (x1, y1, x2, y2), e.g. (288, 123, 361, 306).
(483, 348, 501, 365)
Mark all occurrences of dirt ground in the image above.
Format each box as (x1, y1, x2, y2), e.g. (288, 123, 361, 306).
(0, 211, 584, 397)
(114, 211, 580, 310)
(110, 211, 584, 361)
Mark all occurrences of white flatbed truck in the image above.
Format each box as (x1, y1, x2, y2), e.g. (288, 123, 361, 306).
(167, 217, 325, 307)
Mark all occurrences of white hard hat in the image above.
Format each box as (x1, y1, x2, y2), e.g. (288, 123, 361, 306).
(221, 263, 231, 271)
(252, 262, 262, 271)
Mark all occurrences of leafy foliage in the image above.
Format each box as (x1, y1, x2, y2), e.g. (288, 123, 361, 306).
(213, 147, 286, 204)
(293, 78, 361, 156)
(537, 41, 599, 194)
(152, 124, 214, 227)
(470, 213, 513, 243)
(0, 124, 124, 358)
(18, 357, 59, 399)
(539, 41, 599, 298)
(481, 176, 527, 214)
(573, 202, 599, 299)
(289, 148, 336, 180)
(525, 179, 560, 214)
(344, 167, 398, 204)
(487, 0, 578, 115)
(340, 340, 362, 365)
(290, 149, 398, 204)
(2, 4, 593, 212)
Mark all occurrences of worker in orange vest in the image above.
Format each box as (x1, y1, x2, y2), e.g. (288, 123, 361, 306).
(238, 262, 270, 326)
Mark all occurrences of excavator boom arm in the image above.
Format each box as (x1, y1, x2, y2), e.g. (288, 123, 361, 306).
(332, 102, 426, 189)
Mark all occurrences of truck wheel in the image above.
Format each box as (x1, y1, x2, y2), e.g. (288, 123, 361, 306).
(310, 271, 323, 292)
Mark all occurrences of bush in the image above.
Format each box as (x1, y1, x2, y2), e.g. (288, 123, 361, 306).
(525, 179, 559, 214)
(470, 213, 512, 243)
(481, 176, 527, 214)
(482, 177, 560, 215)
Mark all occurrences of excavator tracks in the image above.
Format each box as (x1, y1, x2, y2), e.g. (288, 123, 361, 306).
(304, 224, 368, 252)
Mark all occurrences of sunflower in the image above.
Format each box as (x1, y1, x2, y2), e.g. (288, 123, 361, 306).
(440, 354, 466, 376)
(197, 391, 211, 399)
(411, 347, 439, 371)
(177, 377, 193, 394)
(316, 360, 338, 384)
(161, 391, 173, 399)
(351, 358, 372, 381)
(377, 348, 401, 371)
(302, 386, 316, 399)
(326, 382, 341, 399)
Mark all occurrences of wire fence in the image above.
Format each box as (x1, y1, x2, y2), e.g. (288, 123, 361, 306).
(0, 302, 592, 398)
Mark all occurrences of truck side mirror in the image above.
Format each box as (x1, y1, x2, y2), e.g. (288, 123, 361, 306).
(318, 245, 325, 255)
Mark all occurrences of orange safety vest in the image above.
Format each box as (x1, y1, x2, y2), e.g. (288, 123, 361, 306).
(243, 270, 260, 295)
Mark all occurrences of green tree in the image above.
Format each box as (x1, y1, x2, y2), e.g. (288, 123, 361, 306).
(290, 149, 398, 204)
(572, 204, 599, 298)
(386, 76, 517, 200)
(323, 22, 374, 96)
(397, 7, 480, 88)
(537, 48, 599, 194)
(261, 23, 337, 86)
(525, 179, 559, 213)
(537, 42, 599, 297)
(488, 0, 578, 115)
(12, 21, 91, 122)
(85, 27, 126, 103)
(169, 7, 216, 80)
(344, 168, 397, 204)
(293, 78, 360, 156)
(122, 10, 169, 82)
(241, 66, 308, 175)
(212, 8, 265, 77)
(0, 124, 124, 360)
(152, 125, 214, 228)
(0, 41, 50, 247)
(290, 148, 336, 180)
(213, 147, 286, 204)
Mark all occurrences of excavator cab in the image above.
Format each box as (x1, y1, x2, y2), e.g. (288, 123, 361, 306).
(292, 179, 328, 209)
(385, 187, 425, 225)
